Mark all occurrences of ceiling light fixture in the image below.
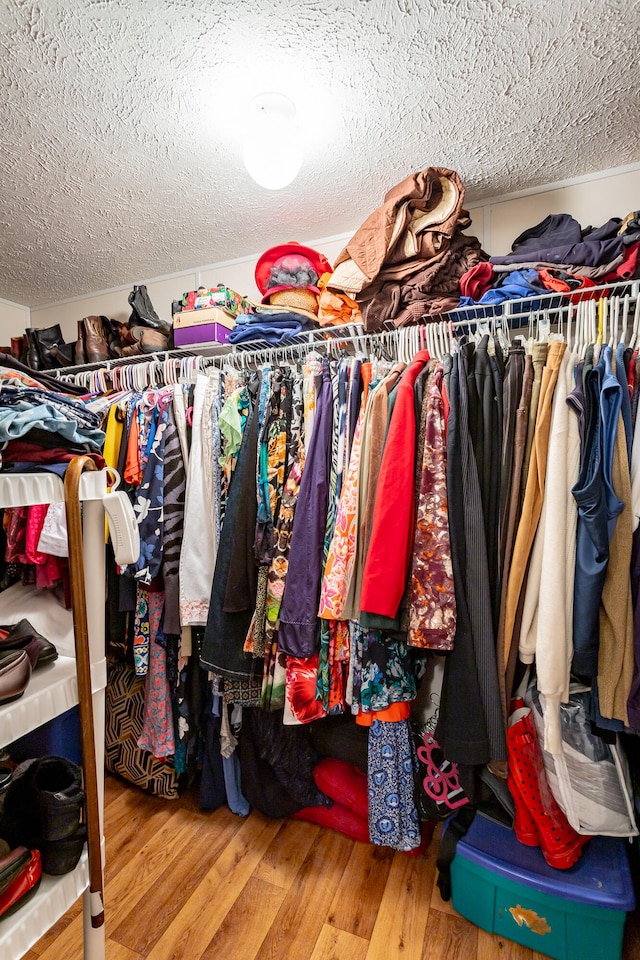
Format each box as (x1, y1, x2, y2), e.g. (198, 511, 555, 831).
(242, 92, 303, 191)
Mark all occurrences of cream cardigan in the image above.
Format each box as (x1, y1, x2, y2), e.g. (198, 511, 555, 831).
(519, 350, 580, 754)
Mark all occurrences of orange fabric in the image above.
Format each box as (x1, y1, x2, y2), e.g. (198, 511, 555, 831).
(361, 361, 372, 408)
(317, 273, 362, 327)
(355, 701, 411, 726)
(124, 415, 141, 487)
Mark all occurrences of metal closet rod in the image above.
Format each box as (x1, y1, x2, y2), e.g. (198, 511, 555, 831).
(52, 278, 639, 384)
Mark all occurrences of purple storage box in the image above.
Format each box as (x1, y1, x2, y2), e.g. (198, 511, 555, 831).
(174, 322, 230, 347)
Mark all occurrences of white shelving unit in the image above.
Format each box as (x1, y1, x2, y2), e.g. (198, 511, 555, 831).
(0, 469, 108, 960)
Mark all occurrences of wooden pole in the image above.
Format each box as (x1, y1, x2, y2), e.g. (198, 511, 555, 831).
(64, 457, 104, 929)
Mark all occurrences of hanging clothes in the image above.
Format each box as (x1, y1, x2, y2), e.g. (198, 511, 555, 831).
(200, 375, 261, 679)
(278, 359, 333, 658)
(179, 372, 222, 626)
(437, 340, 505, 772)
(518, 349, 579, 753)
(407, 363, 456, 650)
(359, 349, 431, 621)
(502, 340, 566, 685)
(571, 345, 623, 682)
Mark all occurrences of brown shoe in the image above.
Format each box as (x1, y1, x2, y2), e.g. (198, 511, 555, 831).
(139, 328, 169, 354)
(10, 337, 25, 361)
(74, 321, 86, 366)
(82, 316, 109, 363)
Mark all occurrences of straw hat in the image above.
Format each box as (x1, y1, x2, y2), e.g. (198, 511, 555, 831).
(266, 287, 319, 315)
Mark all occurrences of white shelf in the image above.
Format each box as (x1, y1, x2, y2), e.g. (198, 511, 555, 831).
(1, 656, 107, 746)
(0, 469, 106, 960)
(0, 469, 109, 508)
(0, 849, 89, 958)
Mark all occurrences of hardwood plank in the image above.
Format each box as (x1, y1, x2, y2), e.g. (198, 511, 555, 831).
(104, 790, 179, 883)
(309, 924, 369, 960)
(420, 909, 479, 960)
(365, 850, 435, 960)
(104, 771, 128, 807)
(24, 896, 82, 955)
(252, 828, 353, 960)
(199, 875, 287, 960)
(326, 841, 394, 940)
(34, 913, 84, 960)
(429, 866, 459, 918)
(623, 909, 640, 960)
(28, 773, 640, 960)
(252, 816, 321, 890)
(110, 804, 249, 955)
(104, 942, 145, 960)
(105, 803, 239, 936)
(140, 812, 282, 960)
(478, 928, 535, 959)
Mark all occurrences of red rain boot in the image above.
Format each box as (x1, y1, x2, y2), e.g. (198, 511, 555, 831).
(507, 703, 590, 869)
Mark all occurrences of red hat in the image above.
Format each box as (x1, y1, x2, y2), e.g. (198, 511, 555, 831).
(255, 242, 334, 298)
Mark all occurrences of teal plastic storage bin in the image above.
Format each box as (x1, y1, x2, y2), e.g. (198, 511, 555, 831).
(448, 814, 635, 960)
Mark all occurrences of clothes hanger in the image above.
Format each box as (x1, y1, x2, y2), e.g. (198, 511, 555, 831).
(565, 302, 573, 352)
(621, 294, 630, 345)
(437, 320, 448, 360)
(590, 299, 598, 352)
(596, 297, 605, 347)
(425, 322, 436, 361)
(610, 295, 620, 348)
(573, 300, 582, 358)
(629, 294, 640, 351)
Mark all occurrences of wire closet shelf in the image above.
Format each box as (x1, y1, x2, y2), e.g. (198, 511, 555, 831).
(52, 278, 640, 392)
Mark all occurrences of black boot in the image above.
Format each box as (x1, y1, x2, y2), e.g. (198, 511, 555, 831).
(24, 329, 41, 370)
(32, 325, 65, 370)
(2, 756, 86, 875)
(128, 284, 171, 332)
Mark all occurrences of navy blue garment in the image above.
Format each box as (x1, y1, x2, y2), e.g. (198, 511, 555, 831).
(229, 311, 316, 346)
(123, 404, 168, 585)
(566, 360, 586, 454)
(278, 359, 333, 658)
(490, 213, 625, 267)
(491, 236, 623, 269)
(616, 341, 633, 466)
(201, 378, 260, 678)
(507, 214, 583, 253)
(572, 347, 623, 682)
(347, 359, 362, 456)
(228, 321, 306, 346)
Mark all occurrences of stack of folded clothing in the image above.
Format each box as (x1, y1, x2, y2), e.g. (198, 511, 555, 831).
(0, 382, 105, 459)
(456, 211, 640, 311)
(227, 309, 317, 346)
(0, 366, 105, 596)
(229, 241, 333, 346)
(327, 166, 487, 331)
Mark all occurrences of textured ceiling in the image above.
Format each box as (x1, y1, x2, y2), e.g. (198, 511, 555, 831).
(1, 0, 639, 307)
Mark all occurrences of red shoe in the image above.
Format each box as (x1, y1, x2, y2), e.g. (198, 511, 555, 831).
(507, 705, 590, 870)
(508, 774, 540, 846)
(0, 849, 42, 918)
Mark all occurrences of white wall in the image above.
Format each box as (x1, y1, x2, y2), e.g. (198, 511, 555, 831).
(16, 163, 640, 346)
(0, 298, 30, 346)
(26, 237, 351, 345)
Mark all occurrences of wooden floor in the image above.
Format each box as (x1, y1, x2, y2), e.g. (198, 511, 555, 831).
(24, 771, 640, 960)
